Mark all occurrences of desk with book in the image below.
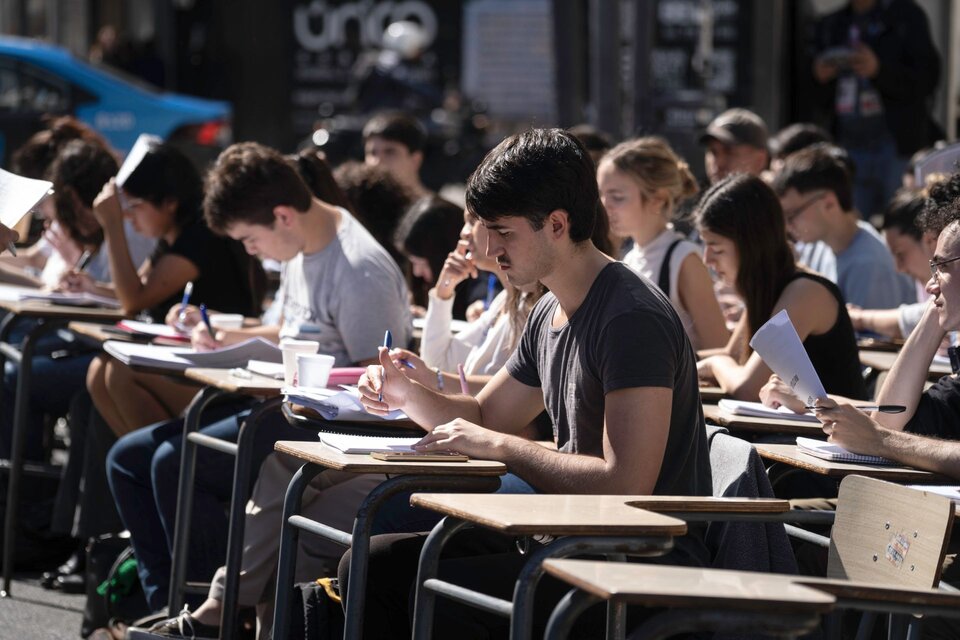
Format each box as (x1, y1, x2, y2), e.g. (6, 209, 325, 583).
(705, 400, 826, 437)
(754, 442, 947, 483)
(0, 293, 126, 596)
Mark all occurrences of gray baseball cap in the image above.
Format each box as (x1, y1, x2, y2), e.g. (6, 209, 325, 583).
(700, 108, 769, 150)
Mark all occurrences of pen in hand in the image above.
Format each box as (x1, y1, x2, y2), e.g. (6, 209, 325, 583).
(805, 404, 906, 414)
(379, 330, 392, 402)
(176, 281, 194, 330)
(74, 249, 94, 272)
(199, 304, 216, 341)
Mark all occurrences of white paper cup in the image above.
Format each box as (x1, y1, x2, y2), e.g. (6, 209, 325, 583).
(296, 353, 336, 389)
(280, 338, 319, 386)
(209, 313, 244, 330)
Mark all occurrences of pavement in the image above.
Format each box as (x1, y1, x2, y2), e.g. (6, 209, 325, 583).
(0, 573, 86, 639)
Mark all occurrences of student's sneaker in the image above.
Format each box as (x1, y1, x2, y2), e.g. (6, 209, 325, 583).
(141, 606, 219, 640)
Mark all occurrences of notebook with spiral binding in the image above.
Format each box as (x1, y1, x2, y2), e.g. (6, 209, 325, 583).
(796, 437, 896, 466)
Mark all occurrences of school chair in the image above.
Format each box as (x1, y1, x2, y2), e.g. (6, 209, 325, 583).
(541, 475, 960, 639)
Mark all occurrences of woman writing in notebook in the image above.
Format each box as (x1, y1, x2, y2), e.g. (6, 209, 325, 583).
(597, 136, 729, 350)
(75, 142, 264, 436)
(695, 174, 867, 401)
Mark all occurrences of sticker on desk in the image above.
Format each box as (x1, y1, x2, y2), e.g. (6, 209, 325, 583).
(885, 532, 910, 568)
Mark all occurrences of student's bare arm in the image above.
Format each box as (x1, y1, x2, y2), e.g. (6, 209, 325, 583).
(359, 351, 543, 433)
(701, 278, 835, 400)
(416, 385, 672, 494)
(874, 304, 944, 430)
(819, 401, 960, 479)
(677, 254, 730, 350)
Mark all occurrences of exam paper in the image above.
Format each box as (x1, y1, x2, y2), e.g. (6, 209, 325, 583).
(116, 134, 162, 186)
(749, 309, 827, 406)
(0, 169, 53, 229)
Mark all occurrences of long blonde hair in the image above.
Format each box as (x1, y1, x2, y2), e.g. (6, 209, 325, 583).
(601, 136, 699, 218)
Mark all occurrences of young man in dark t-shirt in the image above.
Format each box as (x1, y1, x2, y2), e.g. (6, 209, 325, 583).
(350, 128, 711, 637)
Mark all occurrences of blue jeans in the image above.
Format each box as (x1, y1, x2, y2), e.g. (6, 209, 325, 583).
(370, 472, 537, 536)
(846, 136, 907, 220)
(105, 402, 315, 611)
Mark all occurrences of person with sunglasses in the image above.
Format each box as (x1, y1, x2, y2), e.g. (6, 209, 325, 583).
(774, 145, 915, 310)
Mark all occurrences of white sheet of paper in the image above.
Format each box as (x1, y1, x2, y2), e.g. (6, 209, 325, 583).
(0, 168, 53, 228)
(318, 432, 421, 454)
(116, 134, 162, 187)
(749, 309, 827, 406)
(117, 320, 187, 339)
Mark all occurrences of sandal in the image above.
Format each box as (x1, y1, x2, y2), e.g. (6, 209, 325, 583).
(147, 605, 220, 640)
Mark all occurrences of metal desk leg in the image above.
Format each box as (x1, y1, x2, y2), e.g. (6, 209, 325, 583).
(219, 396, 283, 640)
(1, 318, 63, 597)
(605, 553, 626, 640)
(271, 462, 326, 640)
(166, 386, 228, 613)
(544, 588, 602, 640)
(510, 536, 673, 640)
(411, 516, 473, 640)
(342, 475, 501, 640)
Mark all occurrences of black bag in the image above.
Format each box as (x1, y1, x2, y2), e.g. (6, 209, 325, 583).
(81, 533, 152, 638)
(288, 577, 345, 640)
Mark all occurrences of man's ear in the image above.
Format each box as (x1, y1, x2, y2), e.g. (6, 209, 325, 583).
(411, 150, 424, 170)
(273, 205, 298, 228)
(820, 191, 842, 215)
(923, 230, 938, 255)
(546, 209, 570, 239)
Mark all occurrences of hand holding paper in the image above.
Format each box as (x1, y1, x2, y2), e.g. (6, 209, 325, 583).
(749, 309, 828, 406)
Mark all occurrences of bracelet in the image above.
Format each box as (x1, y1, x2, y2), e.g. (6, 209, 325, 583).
(435, 367, 445, 392)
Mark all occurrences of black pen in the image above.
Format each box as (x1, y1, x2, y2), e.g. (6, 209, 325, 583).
(805, 404, 906, 414)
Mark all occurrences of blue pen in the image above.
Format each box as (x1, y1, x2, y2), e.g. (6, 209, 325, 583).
(379, 330, 392, 401)
(483, 273, 497, 310)
(199, 304, 216, 340)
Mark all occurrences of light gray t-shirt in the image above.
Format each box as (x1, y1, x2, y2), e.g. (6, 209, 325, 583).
(836, 221, 915, 310)
(276, 208, 411, 366)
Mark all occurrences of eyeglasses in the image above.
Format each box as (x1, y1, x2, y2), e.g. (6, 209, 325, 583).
(784, 192, 826, 225)
(930, 255, 960, 281)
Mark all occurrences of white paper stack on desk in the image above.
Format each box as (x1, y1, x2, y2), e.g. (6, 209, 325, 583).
(103, 337, 281, 371)
(284, 385, 408, 422)
(718, 399, 821, 423)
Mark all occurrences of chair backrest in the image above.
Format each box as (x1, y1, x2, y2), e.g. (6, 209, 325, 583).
(829, 475, 954, 588)
(706, 428, 798, 574)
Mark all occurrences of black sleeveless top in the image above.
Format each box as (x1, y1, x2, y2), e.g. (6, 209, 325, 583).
(785, 271, 867, 400)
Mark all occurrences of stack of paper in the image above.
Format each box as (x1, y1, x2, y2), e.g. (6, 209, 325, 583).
(116, 320, 189, 342)
(103, 337, 281, 371)
(284, 385, 407, 422)
(319, 432, 422, 454)
(718, 399, 820, 423)
(796, 437, 895, 466)
(0, 285, 123, 309)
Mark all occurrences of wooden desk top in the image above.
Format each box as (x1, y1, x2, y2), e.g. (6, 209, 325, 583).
(857, 337, 904, 353)
(755, 443, 945, 483)
(274, 440, 506, 476)
(408, 494, 687, 536)
(542, 559, 835, 614)
(69, 321, 124, 343)
(703, 404, 825, 436)
(0, 300, 125, 322)
(625, 496, 791, 514)
(859, 349, 951, 379)
(698, 385, 726, 403)
(184, 367, 285, 395)
(795, 576, 960, 609)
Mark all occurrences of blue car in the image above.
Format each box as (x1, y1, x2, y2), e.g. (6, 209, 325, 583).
(0, 36, 231, 166)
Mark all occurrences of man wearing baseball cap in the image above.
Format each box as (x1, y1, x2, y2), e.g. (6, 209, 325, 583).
(700, 108, 770, 184)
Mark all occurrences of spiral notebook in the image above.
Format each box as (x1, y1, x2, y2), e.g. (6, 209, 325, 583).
(796, 437, 896, 466)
